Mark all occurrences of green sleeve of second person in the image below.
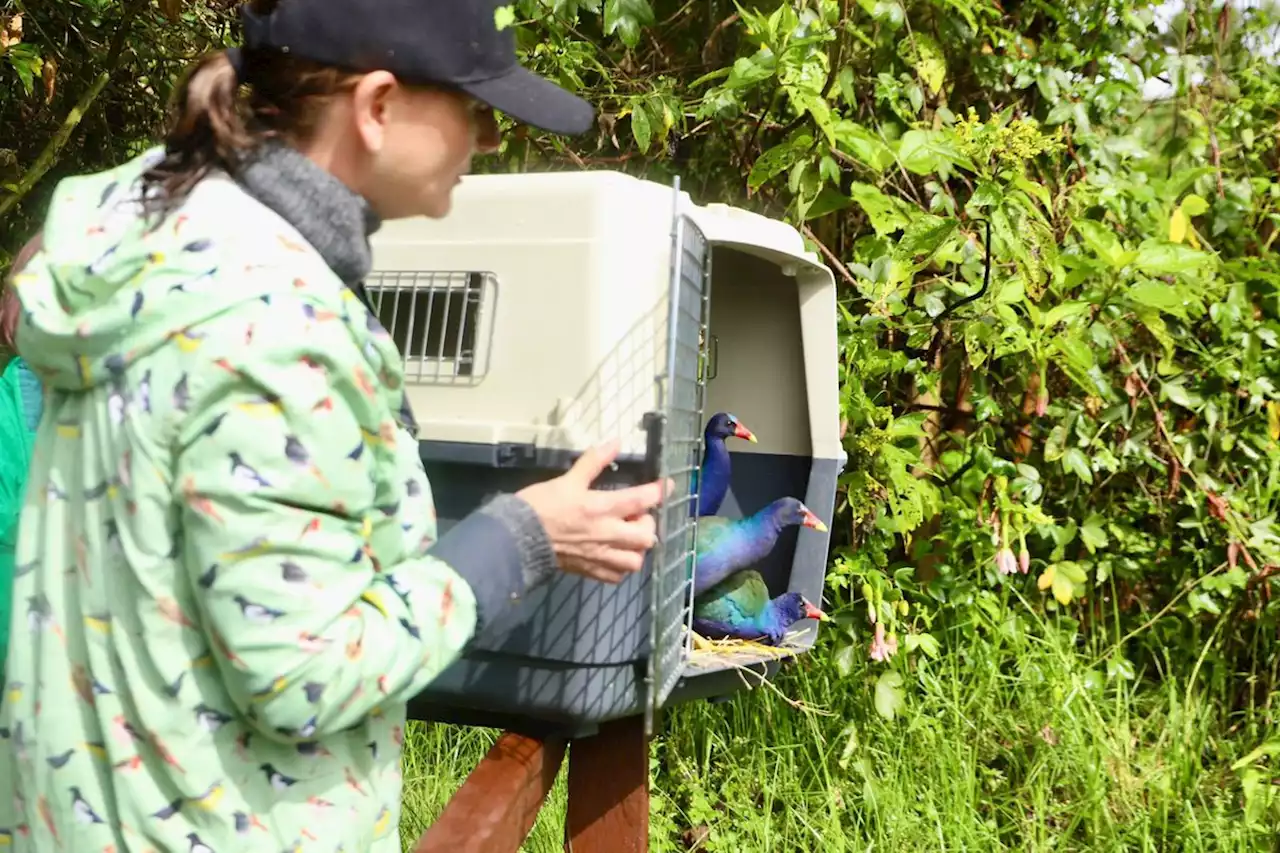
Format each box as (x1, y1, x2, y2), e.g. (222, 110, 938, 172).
(0, 358, 38, 689)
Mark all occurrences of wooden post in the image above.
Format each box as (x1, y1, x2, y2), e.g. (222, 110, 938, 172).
(564, 716, 650, 852)
(414, 731, 566, 853)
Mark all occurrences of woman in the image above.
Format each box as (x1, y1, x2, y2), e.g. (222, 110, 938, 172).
(0, 0, 664, 850)
(0, 235, 44, 694)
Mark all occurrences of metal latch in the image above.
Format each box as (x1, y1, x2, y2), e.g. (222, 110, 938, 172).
(494, 442, 538, 468)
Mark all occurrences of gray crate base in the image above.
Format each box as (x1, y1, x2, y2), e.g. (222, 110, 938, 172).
(405, 447, 841, 736)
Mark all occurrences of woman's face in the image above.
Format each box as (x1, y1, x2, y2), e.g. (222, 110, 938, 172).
(332, 73, 501, 220)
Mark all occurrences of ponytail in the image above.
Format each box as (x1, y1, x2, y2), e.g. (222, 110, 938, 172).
(142, 51, 253, 210)
(142, 0, 362, 214)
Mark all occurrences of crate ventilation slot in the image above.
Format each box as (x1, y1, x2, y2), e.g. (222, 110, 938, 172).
(365, 270, 498, 385)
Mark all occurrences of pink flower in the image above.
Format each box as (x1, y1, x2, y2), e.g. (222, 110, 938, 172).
(1019, 549, 1031, 574)
(996, 548, 1018, 576)
(869, 622, 898, 662)
(1035, 391, 1049, 417)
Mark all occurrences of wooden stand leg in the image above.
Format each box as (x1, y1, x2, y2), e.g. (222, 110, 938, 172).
(415, 731, 566, 853)
(564, 716, 650, 853)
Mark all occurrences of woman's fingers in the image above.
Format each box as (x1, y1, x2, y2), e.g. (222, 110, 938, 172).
(586, 546, 647, 578)
(599, 514, 656, 551)
(595, 479, 667, 520)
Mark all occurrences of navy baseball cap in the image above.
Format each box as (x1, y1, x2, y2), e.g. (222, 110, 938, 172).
(238, 0, 595, 135)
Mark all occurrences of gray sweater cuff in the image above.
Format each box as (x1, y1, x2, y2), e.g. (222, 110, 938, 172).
(478, 494, 559, 592)
(427, 494, 557, 633)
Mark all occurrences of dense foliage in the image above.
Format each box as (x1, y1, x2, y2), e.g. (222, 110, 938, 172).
(6, 0, 1280, 841)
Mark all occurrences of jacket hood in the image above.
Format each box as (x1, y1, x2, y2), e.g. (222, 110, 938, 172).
(13, 148, 270, 393)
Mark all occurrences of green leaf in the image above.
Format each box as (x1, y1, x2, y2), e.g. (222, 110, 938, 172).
(835, 121, 895, 173)
(603, 0, 654, 47)
(1106, 656, 1137, 681)
(967, 181, 1003, 211)
(1134, 308, 1176, 361)
(1042, 301, 1090, 328)
(1126, 280, 1186, 315)
(1013, 176, 1053, 213)
(629, 102, 652, 153)
(493, 4, 516, 29)
(897, 130, 940, 175)
(996, 277, 1024, 304)
(904, 632, 941, 658)
(1073, 219, 1125, 267)
(834, 643, 858, 677)
(1180, 193, 1210, 217)
(847, 181, 911, 235)
(1080, 515, 1109, 553)
(893, 215, 958, 265)
(724, 51, 777, 90)
(802, 187, 854, 220)
(1051, 571, 1075, 604)
(900, 32, 947, 95)
(1162, 381, 1198, 409)
(1052, 335, 1096, 373)
(1133, 240, 1213, 276)
(1044, 423, 1068, 462)
(748, 134, 812, 190)
(1062, 448, 1094, 484)
(874, 670, 906, 721)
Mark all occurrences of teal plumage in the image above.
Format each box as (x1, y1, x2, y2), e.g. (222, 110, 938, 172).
(692, 570, 826, 645)
(692, 497, 827, 597)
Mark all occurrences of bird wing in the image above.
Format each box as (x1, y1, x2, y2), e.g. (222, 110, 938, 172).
(692, 517, 755, 595)
(694, 517, 735, 555)
(691, 616, 770, 643)
(693, 570, 770, 624)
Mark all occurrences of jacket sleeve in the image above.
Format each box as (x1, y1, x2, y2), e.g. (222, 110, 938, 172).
(173, 299, 554, 742)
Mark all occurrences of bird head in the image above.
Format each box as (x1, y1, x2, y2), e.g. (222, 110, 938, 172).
(769, 497, 829, 532)
(705, 412, 757, 444)
(775, 593, 829, 627)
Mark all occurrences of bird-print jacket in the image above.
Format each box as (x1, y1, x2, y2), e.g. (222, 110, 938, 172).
(0, 147, 544, 852)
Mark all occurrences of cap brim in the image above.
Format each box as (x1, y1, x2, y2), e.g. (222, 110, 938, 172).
(461, 66, 595, 136)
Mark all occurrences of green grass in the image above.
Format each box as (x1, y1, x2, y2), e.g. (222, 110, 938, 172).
(399, 619, 1276, 852)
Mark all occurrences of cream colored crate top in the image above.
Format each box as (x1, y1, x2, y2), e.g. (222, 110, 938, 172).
(369, 170, 840, 460)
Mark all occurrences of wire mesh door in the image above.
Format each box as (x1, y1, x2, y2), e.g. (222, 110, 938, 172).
(644, 183, 712, 736)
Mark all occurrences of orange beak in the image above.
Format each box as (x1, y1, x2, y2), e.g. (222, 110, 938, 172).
(803, 600, 828, 621)
(801, 510, 828, 533)
(733, 422, 758, 443)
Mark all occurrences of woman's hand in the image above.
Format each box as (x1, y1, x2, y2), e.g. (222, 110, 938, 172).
(516, 441, 670, 584)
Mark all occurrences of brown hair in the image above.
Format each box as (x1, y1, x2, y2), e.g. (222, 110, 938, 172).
(141, 0, 364, 210)
(1, 232, 43, 352)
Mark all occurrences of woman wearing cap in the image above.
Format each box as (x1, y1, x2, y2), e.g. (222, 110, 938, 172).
(0, 0, 661, 849)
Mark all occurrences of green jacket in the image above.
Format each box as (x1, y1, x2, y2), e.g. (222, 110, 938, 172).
(0, 148, 546, 852)
(0, 356, 42, 690)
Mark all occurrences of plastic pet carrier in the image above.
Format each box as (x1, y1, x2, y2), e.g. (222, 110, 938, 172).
(367, 172, 844, 738)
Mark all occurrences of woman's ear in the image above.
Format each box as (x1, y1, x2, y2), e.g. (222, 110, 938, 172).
(349, 70, 400, 154)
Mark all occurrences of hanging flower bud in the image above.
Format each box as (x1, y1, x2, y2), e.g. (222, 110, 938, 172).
(869, 621, 899, 662)
(1019, 548, 1031, 574)
(1035, 390, 1049, 417)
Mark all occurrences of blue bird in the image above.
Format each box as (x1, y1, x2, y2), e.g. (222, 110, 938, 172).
(692, 497, 827, 597)
(693, 570, 827, 645)
(690, 412, 756, 517)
